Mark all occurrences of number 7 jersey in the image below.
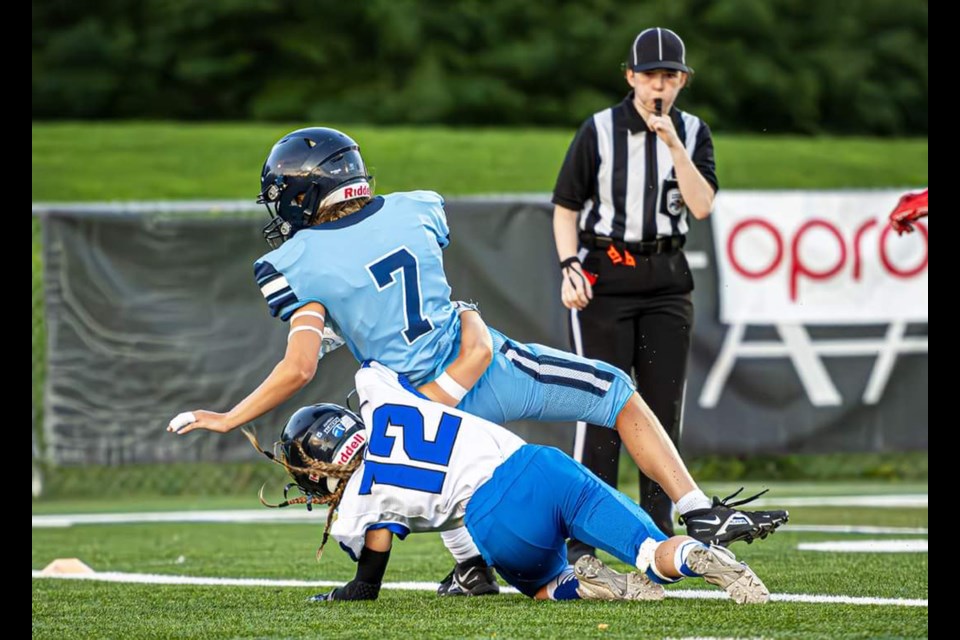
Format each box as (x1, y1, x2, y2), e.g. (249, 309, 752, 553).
(331, 362, 525, 561)
(253, 191, 459, 384)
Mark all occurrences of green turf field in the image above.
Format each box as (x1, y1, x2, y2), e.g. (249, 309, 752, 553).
(33, 481, 927, 639)
(31, 122, 927, 201)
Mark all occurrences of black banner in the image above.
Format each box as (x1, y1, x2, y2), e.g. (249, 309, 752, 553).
(38, 199, 927, 464)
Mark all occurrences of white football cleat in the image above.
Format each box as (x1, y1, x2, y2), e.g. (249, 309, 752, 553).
(574, 555, 665, 601)
(685, 544, 770, 604)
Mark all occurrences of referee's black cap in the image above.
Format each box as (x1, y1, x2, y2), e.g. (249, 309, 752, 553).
(627, 28, 692, 74)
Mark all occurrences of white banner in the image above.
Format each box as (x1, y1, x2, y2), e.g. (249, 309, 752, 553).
(711, 190, 928, 324)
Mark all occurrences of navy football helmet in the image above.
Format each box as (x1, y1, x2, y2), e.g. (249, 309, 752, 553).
(257, 127, 371, 248)
(278, 403, 366, 497)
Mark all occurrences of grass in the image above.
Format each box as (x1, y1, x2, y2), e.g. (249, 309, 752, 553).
(31, 581, 927, 640)
(32, 480, 928, 639)
(32, 122, 928, 202)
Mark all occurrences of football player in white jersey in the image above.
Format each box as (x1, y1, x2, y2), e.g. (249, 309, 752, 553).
(248, 360, 770, 605)
(167, 127, 787, 595)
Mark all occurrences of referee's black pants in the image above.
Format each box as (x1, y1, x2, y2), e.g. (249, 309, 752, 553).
(566, 251, 694, 550)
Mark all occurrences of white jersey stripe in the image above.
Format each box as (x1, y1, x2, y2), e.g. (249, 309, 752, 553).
(624, 127, 647, 242)
(500, 346, 612, 393)
(260, 275, 290, 298)
(591, 110, 616, 237)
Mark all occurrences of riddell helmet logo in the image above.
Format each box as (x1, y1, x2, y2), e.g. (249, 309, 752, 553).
(320, 181, 371, 207)
(337, 432, 366, 464)
(343, 184, 371, 199)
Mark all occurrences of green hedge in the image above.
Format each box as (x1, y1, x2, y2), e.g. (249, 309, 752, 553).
(33, 0, 927, 135)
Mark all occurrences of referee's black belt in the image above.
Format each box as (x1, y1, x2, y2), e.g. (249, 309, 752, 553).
(579, 232, 685, 255)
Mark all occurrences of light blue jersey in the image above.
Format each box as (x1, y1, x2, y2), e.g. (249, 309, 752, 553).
(254, 189, 636, 428)
(254, 191, 459, 384)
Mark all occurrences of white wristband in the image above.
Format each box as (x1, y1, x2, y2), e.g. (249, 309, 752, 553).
(435, 372, 469, 402)
(288, 325, 325, 342)
(291, 310, 325, 323)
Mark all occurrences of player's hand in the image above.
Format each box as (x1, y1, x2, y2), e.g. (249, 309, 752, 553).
(889, 189, 928, 235)
(308, 580, 380, 601)
(307, 589, 341, 602)
(166, 409, 232, 435)
(560, 261, 593, 311)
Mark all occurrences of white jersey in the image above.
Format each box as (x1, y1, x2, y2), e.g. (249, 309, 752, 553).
(331, 362, 525, 560)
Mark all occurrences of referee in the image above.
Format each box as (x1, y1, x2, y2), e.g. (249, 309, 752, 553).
(551, 27, 718, 558)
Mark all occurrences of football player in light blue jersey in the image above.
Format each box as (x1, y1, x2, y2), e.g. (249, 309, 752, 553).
(167, 127, 788, 595)
(253, 187, 460, 385)
(253, 176, 632, 430)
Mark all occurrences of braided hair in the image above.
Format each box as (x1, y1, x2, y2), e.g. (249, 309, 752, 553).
(243, 426, 363, 560)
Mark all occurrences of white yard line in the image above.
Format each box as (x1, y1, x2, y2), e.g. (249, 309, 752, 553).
(751, 495, 927, 508)
(798, 540, 927, 553)
(30, 570, 926, 607)
(32, 509, 329, 527)
(32, 494, 928, 528)
(787, 525, 927, 534)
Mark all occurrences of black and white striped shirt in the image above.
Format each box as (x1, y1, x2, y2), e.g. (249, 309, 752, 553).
(552, 93, 718, 243)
